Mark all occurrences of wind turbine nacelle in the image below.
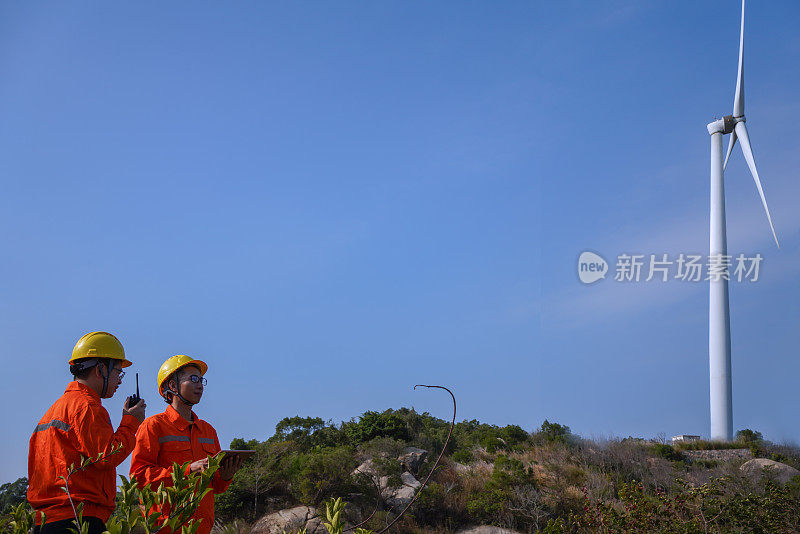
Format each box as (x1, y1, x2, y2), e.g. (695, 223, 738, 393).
(722, 115, 737, 134)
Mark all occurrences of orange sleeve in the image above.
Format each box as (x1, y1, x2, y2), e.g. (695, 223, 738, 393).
(74, 405, 140, 468)
(130, 419, 178, 489)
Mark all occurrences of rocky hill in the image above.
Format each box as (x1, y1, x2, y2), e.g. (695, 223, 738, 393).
(212, 409, 800, 533)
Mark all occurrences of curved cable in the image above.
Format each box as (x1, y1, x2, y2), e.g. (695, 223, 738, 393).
(373, 384, 456, 534)
(342, 468, 383, 532)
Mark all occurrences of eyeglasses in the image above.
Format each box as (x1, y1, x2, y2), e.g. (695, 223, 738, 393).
(99, 362, 124, 379)
(187, 374, 207, 386)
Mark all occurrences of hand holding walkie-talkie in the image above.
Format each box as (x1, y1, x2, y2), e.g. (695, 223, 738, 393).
(127, 372, 140, 406)
(124, 372, 146, 422)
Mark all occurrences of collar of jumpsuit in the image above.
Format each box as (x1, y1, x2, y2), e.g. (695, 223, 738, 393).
(68, 380, 101, 400)
(165, 404, 197, 428)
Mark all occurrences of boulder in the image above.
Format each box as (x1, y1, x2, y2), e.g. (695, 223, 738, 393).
(385, 484, 416, 509)
(383, 472, 422, 510)
(398, 447, 427, 473)
(456, 527, 523, 534)
(740, 458, 800, 485)
(351, 458, 378, 478)
(401, 471, 421, 489)
(352, 459, 388, 491)
(251, 506, 324, 534)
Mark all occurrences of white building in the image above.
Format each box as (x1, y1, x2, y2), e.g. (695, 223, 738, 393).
(671, 434, 701, 445)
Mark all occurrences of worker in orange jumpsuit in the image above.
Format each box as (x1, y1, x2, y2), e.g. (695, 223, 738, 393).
(28, 332, 147, 534)
(130, 355, 243, 534)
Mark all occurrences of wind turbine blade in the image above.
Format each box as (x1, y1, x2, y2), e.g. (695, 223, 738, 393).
(734, 121, 779, 248)
(723, 130, 738, 170)
(733, 0, 745, 117)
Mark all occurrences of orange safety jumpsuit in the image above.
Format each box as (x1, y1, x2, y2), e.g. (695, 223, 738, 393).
(28, 382, 141, 524)
(129, 405, 231, 534)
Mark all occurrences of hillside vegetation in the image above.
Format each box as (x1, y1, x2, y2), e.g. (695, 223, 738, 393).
(3, 409, 799, 533)
(214, 408, 800, 533)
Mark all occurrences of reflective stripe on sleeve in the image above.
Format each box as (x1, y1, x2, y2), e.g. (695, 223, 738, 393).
(198, 438, 215, 444)
(158, 435, 191, 444)
(33, 420, 71, 433)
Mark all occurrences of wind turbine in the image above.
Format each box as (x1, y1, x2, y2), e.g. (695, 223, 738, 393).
(706, 0, 779, 442)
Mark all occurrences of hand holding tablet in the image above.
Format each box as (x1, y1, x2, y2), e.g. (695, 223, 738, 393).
(219, 450, 257, 461)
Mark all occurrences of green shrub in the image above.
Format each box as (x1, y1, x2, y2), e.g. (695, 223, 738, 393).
(285, 446, 358, 504)
(0, 478, 27, 514)
(266, 417, 346, 449)
(501, 425, 530, 448)
(343, 411, 410, 445)
(465, 487, 509, 520)
(736, 428, 763, 443)
(409, 482, 449, 527)
(451, 449, 473, 464)
(229, 438, 260, 451)
(371, 455, 402, 487)
(359, 437, 406, 459)
(537, 420, 572, 444)
(650, 443, 684, 462)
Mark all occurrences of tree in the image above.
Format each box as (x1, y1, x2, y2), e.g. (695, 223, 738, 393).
(230, 438, 260, 450)
(501, 425, 530, 448)
(271, 416, 326, 444)
(235, 442, 288, 519)
(736, 428, 763, 443)
(343, 411, 409, 445)
(538, 420, 572, 444)
(0, 478, 27, 513)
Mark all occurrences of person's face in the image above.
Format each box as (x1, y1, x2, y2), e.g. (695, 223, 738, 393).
(99, 361, 124, 398)
(172, 365, 204, 404)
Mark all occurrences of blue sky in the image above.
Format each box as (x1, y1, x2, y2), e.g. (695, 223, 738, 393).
(2, 1, 799, 483)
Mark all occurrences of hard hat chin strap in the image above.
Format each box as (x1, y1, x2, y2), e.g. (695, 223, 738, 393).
(100, 360, 110, 398)
(167, 372, 195, 407)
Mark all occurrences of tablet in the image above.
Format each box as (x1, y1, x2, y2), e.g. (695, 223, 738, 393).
(220, 450, 257, 459)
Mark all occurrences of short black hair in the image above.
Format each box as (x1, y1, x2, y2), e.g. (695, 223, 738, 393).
(162, 370, 181, 403)
(71, 358, 114, 380)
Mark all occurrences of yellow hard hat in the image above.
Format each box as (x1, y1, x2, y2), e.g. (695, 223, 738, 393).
(157, 354, 208, 396)
(69, 331, 132, 368)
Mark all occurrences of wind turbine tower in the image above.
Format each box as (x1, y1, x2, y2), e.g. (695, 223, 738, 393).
(706, 0, 779, 441)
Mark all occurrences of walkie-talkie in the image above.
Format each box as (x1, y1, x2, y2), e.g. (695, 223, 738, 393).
(127, 373, 140, 408)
